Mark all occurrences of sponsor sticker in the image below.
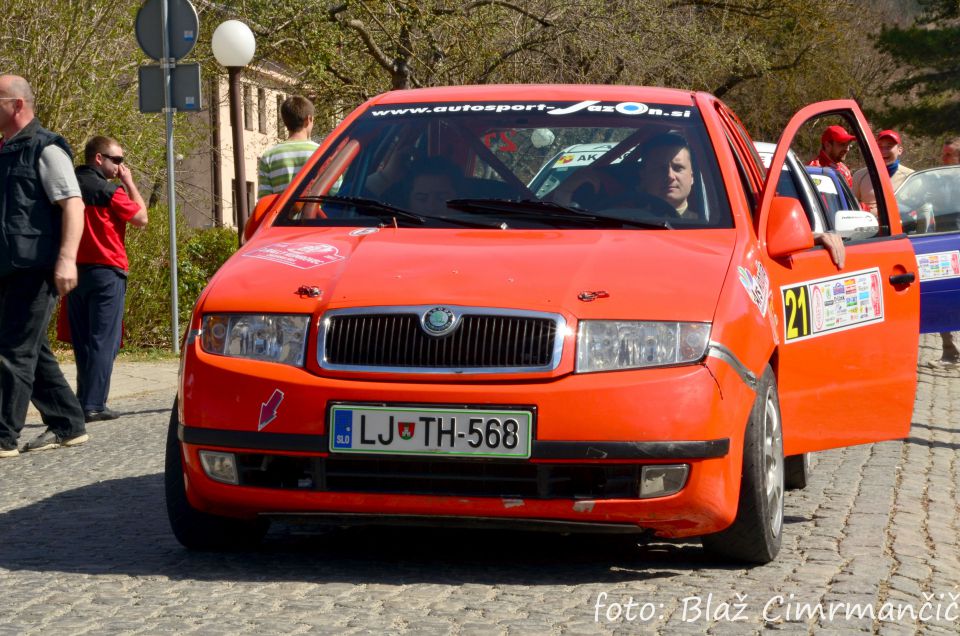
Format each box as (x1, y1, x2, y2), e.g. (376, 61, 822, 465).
(368, 102, 692, 119)
(243, 242, 345, 269)
(780, 268, 884, 343)
(737, 261, 770, 317)
(349, 227, 380, 236)
(916, 250, 960, 281)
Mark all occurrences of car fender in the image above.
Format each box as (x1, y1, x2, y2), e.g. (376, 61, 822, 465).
(706, 238, 778, 396)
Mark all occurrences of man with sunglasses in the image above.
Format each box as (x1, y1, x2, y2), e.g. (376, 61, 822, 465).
(0, 74, 88, 457)
(69, 136, 147, 422)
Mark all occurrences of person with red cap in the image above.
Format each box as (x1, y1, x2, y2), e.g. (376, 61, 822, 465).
(808, 125, 855, 187)
(851, 129, 914, 217)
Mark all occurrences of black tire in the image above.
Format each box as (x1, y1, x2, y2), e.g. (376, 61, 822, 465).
(165, 400, 269, 550)
(784, 453, 812, 490)
(702, 365, 784, 564)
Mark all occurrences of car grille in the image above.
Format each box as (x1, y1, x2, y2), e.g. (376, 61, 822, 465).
(234, 454, 639, 499)
(318, 306, 563, 372)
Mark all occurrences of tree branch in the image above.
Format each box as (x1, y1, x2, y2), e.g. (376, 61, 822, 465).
(712, 44, 813, 98)
(666, 0, 777, 18)
(460, 0, 555, 26)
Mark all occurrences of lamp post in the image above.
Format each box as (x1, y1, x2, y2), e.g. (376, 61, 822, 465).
(211, 20, 256, 243)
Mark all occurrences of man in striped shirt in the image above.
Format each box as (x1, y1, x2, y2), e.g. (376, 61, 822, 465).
(257, 96, 319, 198)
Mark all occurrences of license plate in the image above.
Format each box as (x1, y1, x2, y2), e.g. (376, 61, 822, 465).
(329, 405, 532, 458)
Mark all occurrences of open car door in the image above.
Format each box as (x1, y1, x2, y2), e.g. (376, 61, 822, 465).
(896, 166, 960, 333)
(758, 100, 919, 455)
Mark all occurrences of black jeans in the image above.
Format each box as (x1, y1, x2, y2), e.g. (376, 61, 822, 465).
(0, 269, 85, 448)
(67, 266, 126, 412)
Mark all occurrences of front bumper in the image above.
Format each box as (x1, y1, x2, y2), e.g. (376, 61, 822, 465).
(177, 343, 755, 538)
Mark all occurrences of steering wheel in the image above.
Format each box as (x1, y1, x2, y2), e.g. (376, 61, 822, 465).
(597, 190, 680, 221)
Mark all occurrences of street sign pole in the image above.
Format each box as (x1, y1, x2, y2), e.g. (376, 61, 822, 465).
(137, 0, 198, 355)
(160, 0, 181, 355)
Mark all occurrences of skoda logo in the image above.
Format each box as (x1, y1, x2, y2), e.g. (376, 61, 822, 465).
(421, 306, 457, 336)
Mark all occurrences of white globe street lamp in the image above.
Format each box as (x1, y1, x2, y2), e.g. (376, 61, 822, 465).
(212, 20, 256, 241)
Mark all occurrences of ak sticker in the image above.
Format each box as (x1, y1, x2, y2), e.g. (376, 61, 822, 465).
(916, 250, 960, 281)
(738, 262, 770, 317)
(243, 242, 345, 269)
(780, 268, 884, 343)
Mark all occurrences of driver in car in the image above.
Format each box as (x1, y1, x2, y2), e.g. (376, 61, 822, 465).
(550, 132, 847, 268)
(547, 132, 690, 219)
(635, 132, 697, 219)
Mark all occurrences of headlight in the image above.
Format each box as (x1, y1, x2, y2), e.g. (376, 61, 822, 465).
(201, 314, 309, 366)
(576, 321, 711, 373)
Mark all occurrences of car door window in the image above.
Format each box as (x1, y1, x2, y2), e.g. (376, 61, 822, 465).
(766, 115, 892, 240)
(754, 142, 827, 234)
(896, 166, 960, 235)
(717, 105, 763, 218)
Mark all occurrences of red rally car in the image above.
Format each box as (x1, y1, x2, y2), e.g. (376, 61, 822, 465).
(167, 85, 919, 564)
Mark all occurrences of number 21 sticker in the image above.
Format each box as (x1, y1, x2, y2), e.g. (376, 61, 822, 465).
(781, 268, 884, 343)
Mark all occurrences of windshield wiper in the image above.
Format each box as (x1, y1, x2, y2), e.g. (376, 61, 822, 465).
(292, 195, 503, 229)
(293, 195, 426, 225)
(445, 198, 672, 229)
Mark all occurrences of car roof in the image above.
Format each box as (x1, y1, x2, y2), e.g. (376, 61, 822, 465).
(753, 140, 800, 169)
(371, 84, 698, 107)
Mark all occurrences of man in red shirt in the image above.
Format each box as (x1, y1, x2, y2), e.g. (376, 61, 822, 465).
(808, 125, 855, 187)
(70, 136, 147, 421)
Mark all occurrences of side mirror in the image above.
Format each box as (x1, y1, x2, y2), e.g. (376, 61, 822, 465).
(766, 196, 814, 258)
(833, 209, 879, 240)
(244, 194, 279, 242)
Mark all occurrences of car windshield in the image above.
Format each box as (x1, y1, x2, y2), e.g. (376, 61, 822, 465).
(275, 99, 733, 230)
(895, 166, 960, 235)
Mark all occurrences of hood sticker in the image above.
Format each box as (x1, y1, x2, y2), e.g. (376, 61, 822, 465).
(258, 389, 284, 431)
(916, 250, 960, 281)
(243, 242, 345, 269)
(780, 267, 883, 343)
(738, 262, 770, 317)
(578, 290, 610, 302)
(349, 227, 380, 236)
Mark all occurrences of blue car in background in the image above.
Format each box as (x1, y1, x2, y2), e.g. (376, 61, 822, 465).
(805, 165, 861, 217)
(896, 166, 960, 333)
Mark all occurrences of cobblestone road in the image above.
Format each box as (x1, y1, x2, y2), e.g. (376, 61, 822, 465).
(1, 336, 958, 634)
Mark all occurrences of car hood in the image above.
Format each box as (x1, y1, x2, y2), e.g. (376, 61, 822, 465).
(201, 227, 736, 321)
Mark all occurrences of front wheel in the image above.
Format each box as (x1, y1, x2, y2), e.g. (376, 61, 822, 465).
(702, 365, 784, 564)
(165, 400, 269, 550)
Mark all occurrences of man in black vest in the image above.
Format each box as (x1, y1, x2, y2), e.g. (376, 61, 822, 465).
(0, 75, 88, 458)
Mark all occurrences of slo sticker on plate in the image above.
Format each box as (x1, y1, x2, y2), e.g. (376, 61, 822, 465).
(329, 405, 532, 458)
